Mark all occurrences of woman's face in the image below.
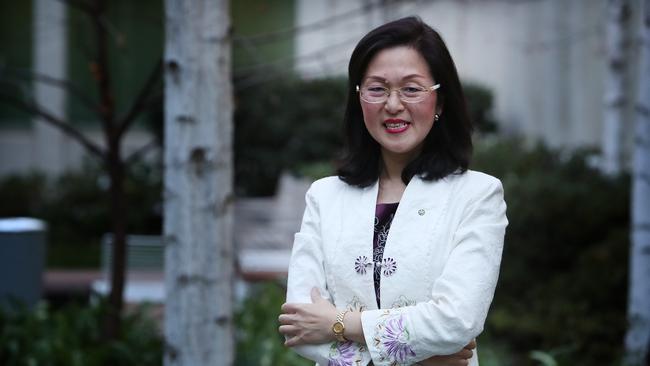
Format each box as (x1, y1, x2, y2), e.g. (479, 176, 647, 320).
(360, 46, 440, 160)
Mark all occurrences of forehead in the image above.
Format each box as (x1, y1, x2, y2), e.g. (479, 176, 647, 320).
(363, 46, 432, 82)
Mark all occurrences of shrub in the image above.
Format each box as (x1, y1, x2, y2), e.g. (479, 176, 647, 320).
(464, 82, 499, 134)
(235, 282, 312, 366)
(234, 77, 347, 196)
(472, 139, 628, 366)
(0, 300, 162, 366)
(0, 162, 163, 268)
(234, 78, 498, 196)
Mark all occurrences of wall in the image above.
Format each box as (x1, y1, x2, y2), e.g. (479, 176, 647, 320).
(294, 0, 643, 157)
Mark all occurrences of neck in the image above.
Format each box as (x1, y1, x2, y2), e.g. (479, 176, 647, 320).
(380, 148, 418, 183)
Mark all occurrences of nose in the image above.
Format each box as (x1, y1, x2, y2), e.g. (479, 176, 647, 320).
(384, 90, 404, 114)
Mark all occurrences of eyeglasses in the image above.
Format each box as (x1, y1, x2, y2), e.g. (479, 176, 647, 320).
(356, 83, 440, 104)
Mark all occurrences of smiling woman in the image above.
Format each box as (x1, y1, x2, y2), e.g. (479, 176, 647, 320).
(279, 16, 507, 366)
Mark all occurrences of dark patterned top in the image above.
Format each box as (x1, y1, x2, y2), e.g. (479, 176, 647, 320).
(373, 202, 399, 308)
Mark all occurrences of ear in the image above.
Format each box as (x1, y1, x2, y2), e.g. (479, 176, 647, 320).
(436, 98, 444, 115)
(435, 97, 444, 117)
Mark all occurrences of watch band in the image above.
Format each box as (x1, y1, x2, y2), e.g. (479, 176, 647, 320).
(332, 310, 350, 342)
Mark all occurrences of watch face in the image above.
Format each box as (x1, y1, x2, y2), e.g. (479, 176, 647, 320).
(332, 322, 344, 333)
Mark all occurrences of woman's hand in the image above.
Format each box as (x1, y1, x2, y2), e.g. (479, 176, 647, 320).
(279, 287, 338, 347)
(416, 339, 476, 366)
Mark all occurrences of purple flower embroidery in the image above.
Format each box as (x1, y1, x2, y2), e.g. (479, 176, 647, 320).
(328, 341, 357, 366)
(380, 315, 416, 362)
(382, 257, 397, 276)
(354, 255, 372, 275)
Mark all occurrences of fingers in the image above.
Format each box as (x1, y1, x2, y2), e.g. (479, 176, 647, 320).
(278, 324, 300, 336)
(278, 313, 294, 325)
(419, 355, 470, 366)
(464, 339, 477, 350)
(280, 302, 299, 314)
(284, 334, 304, 347)
(457, 348, 473, 360)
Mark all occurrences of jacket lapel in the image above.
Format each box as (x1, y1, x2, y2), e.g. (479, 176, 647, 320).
(379, 175, 455, 308)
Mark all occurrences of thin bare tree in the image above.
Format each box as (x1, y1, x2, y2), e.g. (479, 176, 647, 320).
(163, 0, 234, 364)
(0, 0, 162, 340)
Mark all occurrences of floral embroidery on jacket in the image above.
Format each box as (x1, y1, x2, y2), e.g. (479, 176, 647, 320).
(328, 341, 361, 366)
(372, 312, 416, 365)
(346, 296, 367, 312)
(391, 295, 416, 309)
(381, 257, 398, 276)
(354, 255, 372, 275)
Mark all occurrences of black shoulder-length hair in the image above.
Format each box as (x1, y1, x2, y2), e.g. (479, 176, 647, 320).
(336, 16, 473, 188)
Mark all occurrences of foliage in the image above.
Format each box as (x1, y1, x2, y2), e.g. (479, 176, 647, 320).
(0, 162, 162, 268)
(464, 82, 499, 134)
(0, 283, 312, 366)
(234, 77, 347, 196)
(0, 300, 162, 366)
(231, 139, 630, 365)
(235, 282, 313, 366)
(472, 138, 629, 366)
(234, 78, 498, 196)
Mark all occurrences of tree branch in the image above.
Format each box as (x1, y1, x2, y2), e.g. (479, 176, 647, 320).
(0, 66, 99, 113)
(117, 59, 163, 138)
(125, 137, 160, 166)
(0, 92, 105, 159)
(91, 0, 115, 136)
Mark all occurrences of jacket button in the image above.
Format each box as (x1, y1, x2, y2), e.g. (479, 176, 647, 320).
(418, 209, 425, 216)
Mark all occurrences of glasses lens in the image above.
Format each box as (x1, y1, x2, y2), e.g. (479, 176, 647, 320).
(399, 86, 426, 103)
(358, 84, 432, 103)
(360, 86, 387, 103)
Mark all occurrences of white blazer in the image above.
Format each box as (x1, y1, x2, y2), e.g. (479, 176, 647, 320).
(286, 170, 508, 366)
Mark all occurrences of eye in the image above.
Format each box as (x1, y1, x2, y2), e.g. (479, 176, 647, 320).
(366, 86, 387, 92)
(364, 86, 388, 96)
(401, 86, 425, 95)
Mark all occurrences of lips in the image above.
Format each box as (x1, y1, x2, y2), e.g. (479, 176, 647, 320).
(384, 119, 410, 134)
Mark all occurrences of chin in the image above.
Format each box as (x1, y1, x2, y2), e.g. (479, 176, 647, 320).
(382, 145, 419, 156)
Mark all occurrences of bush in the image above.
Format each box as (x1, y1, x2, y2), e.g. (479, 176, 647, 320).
(472, 139, 629, 366)
(0, 300, 162, 366)
(464, 82, 499, 134)
(234, 77, 347, 196)
(234, 78, 498, 196)
(235, 282, 312, 366)
(0, 162, 163, 268)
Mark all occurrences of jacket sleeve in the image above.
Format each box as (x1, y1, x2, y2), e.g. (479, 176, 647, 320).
(286, 183, 367, 366)
(360, 179, 508, 365)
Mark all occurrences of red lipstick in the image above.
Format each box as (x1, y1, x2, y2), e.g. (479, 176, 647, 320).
(383, 118, 410, 134)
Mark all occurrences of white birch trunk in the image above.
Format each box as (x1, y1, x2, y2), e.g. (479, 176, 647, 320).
(603, 0, 633, 175)
(626, 0, 650, 363)
(163, 0, 234, 365)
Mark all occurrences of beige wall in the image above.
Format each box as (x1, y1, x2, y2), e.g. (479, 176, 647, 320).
(0, 128, 157, 177)
(295, 0, 642, 157)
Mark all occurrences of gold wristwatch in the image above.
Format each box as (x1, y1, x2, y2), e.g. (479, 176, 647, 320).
(332, 310, 349, 342)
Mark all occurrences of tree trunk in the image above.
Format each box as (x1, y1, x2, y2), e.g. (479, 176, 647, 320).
(105, 139, 128, 339)
(163, 0, 234, 364)
(603, 0, 633, 175)
(626, 0, 650, 364)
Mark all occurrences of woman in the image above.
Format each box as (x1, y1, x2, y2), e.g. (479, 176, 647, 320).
(279, 16, 507, 366)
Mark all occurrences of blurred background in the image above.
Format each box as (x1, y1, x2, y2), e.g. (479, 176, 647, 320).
(0, 0, 645, 365)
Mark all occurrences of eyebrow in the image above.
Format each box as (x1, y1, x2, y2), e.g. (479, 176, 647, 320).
(363, 74, 430, 82)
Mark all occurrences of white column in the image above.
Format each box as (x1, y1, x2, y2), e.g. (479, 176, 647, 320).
(32, 0, 68, 176)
